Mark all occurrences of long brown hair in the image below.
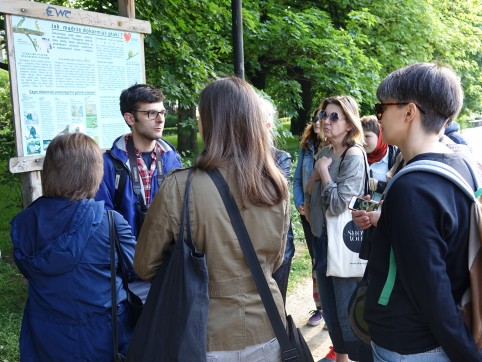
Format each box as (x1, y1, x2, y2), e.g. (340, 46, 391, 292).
(196, 77, 288, 206)
(42, 133, 103, 200)
(299, 122, 322, 152)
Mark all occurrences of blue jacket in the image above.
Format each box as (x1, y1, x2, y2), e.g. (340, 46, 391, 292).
(272, 147, 295, 262)
(444, 120, 468, 145)
(11, 197, 136, 361)
(293, 145, 316, 209)
(95, 135, 183, 238)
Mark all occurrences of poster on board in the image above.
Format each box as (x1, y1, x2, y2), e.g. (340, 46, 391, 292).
(11, 15, 143, 155)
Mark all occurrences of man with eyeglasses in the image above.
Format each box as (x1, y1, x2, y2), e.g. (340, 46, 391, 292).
(96, 84, 182, 240)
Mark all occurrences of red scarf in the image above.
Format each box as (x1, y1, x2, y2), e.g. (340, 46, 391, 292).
(367, 128, 388, 165)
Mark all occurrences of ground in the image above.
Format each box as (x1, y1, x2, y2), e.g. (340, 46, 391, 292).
(286, 277, 332, 360)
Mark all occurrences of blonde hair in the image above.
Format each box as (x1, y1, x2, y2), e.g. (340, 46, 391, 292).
(197, 77, 288, 206)
(318, 95, 363, 147)
(42, 133, 103, 200)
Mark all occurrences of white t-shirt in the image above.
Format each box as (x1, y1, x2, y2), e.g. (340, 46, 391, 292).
(370, 149, 389, 183)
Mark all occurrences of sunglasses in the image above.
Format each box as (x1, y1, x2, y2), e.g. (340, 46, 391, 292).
(375, 102, 426, 121)
(318, 110, 344, 123)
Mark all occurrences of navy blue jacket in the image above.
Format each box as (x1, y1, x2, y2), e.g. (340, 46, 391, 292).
(95, 135, 182, 238)
(445, 120, 469, 145)
(11, 197, 136, 361)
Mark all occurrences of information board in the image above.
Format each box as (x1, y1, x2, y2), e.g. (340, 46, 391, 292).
(10, 15, 144, 155)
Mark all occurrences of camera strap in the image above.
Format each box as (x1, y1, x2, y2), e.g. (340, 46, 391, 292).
(126, 136, 143, 200)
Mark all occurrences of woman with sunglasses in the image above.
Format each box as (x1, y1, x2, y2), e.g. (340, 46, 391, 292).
(305, 96, 366, 362)
(293, 112, 326, 327)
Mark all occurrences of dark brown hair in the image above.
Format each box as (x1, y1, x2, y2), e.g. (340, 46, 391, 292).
(42, 133, 103, 200)
(299, 122, 322, 152)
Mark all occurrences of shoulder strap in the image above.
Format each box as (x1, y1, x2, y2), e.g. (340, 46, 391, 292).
(108, 210, 121, 360)
(126, 137, 143, 197)
(107, 150, 128, 210)
(207, 169, 298, 362)
(385, 159, 477, 200)
(379, 159, 481, 306)
(338, 144, 370, 196)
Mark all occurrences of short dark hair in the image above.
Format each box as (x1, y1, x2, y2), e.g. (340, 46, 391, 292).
(42, 133, 103, 200)
(376, 62, 463, 134)
(119, 84, 165, 115)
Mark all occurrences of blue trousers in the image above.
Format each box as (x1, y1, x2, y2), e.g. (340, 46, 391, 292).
(314, 236, 361, 360)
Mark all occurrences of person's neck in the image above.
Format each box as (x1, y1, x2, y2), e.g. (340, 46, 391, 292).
(331, 141, 347, 157)
(399, 136, 447, 163)
(132, 134, 156, 153)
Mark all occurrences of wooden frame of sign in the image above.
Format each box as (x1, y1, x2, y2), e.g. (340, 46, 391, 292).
(1, 0, 150, 206)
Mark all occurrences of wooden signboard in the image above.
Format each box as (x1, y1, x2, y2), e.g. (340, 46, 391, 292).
(1, 0, 150, 205)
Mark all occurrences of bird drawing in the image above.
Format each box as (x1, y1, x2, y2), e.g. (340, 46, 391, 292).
(60, 125, 70, 134)
(16, 17, 25, 28)
(29, 126, 37, 139)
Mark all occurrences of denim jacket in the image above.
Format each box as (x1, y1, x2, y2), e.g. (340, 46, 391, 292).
(293, 145, 316, 209)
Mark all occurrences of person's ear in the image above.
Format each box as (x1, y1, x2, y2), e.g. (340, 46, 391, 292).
(124, 112, 135, 127)
(406, 103, 418, 118)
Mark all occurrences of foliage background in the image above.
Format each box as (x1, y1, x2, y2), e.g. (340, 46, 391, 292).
(1, 0, 482, 360)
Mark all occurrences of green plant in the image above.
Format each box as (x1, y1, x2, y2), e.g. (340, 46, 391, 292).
(0, 261, 26, 362)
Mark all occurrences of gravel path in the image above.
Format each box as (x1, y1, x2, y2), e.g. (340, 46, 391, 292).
(285, 277, 332, 361)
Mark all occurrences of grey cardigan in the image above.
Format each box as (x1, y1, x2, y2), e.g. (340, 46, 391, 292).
(306, 145, 366, 237)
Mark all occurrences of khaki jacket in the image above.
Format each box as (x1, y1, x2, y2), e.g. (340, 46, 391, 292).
(134, 166, 290, 351)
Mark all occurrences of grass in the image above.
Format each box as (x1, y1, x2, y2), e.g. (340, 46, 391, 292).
(0, 123, 311, 360)
(0, 162, 25, 362)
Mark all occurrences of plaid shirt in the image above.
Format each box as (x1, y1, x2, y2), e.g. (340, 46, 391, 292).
(124, 134, 165, 205)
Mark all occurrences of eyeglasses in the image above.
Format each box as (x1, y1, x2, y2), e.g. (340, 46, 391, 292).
(318, 110, 344, 122)
(136, 110, 168, 120)
(375, 102, 425, 121)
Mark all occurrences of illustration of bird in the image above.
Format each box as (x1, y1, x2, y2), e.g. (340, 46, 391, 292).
(127, 49, 139, 60)
(16, 17, 25, 28)
(60, 125, 70, 134)
(30, 126, 37, 139)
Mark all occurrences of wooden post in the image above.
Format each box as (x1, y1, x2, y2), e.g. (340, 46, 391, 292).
(118, 0, 135, 18)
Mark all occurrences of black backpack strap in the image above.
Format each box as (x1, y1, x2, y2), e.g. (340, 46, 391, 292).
(107, 150, 128, 210)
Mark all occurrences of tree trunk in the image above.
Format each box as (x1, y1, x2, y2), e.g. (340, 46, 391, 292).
(288, 67, 312, 136)
(176, 105, 198, 159)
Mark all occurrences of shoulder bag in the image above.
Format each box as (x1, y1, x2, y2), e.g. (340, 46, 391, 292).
(108, 210, 143, 328)
(126, 170, 209, 362)
(109, 210, 143, 361)
(326, 145, 369, 277)
(208, 169, 314, 362)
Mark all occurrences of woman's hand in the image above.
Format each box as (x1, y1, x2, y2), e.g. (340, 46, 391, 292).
(315, 157, 333, 188)
(298, 205, 305, 215)
(351, 194, 383, 229)
(316, 156, 333, 170)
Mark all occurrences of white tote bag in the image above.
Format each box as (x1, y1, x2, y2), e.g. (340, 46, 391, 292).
(325, 208, 367, 277)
